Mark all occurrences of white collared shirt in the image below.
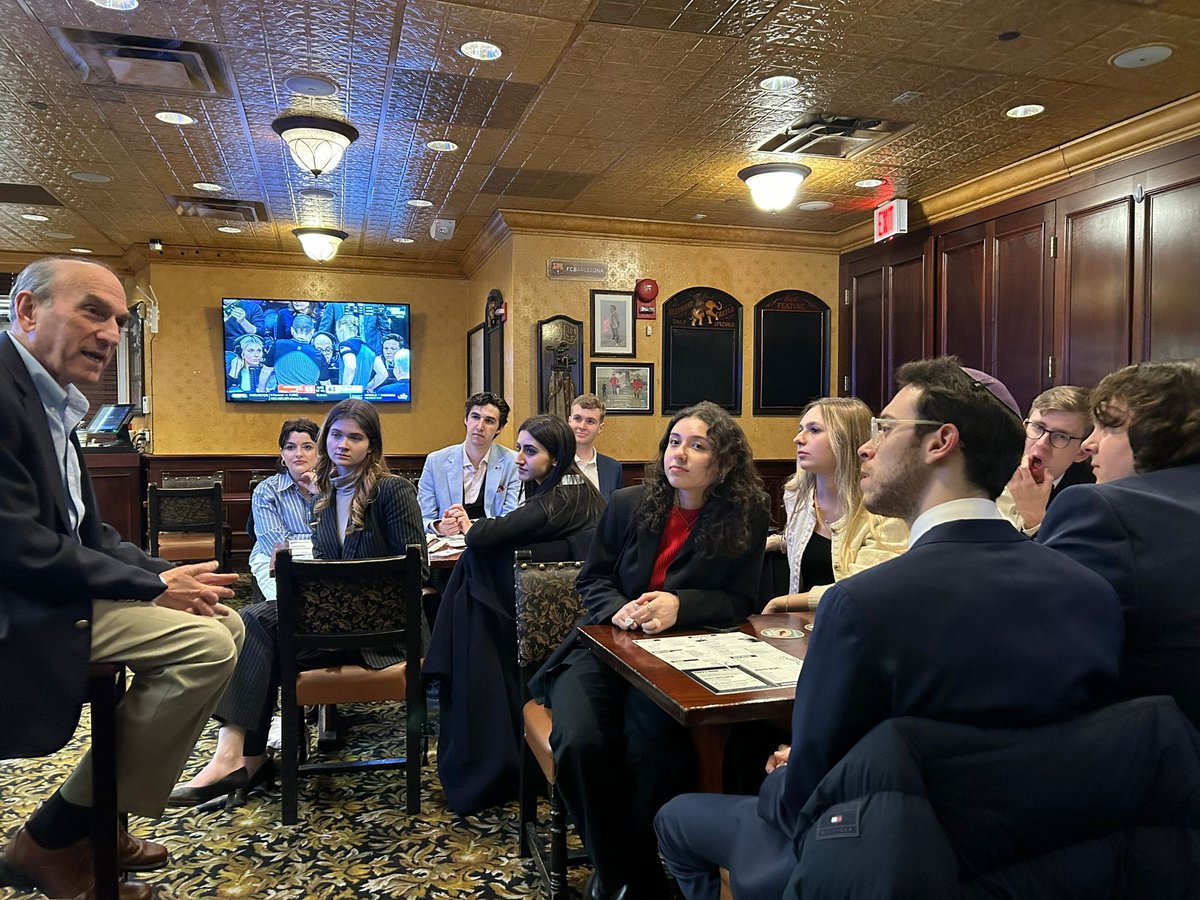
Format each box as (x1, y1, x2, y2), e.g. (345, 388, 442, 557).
(908, 497, 1003, 546)
(574, 452, 600, 491)
(462, 442, 492, 505)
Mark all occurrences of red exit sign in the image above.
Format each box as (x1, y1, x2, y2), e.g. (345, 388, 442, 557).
(873, 198, 908, 242)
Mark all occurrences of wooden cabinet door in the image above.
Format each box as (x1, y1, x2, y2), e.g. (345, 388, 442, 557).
(992, 204, 1055, 411)
(1055, 182, 1136, 388)
(937, 223, 987, 371)
(1139, 158, 1200, 361)
(847, 241, 930, 413)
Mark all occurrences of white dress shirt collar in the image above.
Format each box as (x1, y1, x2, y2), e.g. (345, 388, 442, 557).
(909, 497, 1003, 546)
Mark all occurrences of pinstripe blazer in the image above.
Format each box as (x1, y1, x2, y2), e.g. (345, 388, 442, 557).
(309, 474, 428, 667)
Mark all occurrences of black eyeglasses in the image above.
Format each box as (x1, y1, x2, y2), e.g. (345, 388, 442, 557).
(1023, 419, 1085, 449)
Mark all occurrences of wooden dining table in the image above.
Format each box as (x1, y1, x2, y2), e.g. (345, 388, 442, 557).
(578, 611, 813, 792)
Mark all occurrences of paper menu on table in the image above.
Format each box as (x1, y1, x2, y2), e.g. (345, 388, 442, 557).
(635, 632, 802, 693)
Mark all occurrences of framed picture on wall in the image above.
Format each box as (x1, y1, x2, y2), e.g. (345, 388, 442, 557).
(591, 362, 653, 415)
(537, 315, 584, 418)
(466, 322, 485, 395)
(590, 290, 635, 357)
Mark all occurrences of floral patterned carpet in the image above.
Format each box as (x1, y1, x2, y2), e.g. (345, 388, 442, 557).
(0, 699, 585, 899)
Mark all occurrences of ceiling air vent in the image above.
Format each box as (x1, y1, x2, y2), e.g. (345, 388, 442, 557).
(756, 114, 911, 160)
(50, 29, 231, 98)
(167, 196, 269, 224)
(0, 183, 63, 206)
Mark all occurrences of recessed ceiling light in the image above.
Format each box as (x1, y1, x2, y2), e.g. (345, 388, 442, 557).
(300, 188, 336, 200)
(20, 213, 50, 222)
(1005, 103, 1045, 119)
(46, 231, 75, 239)
(759, 75, 799, 92)
(217, 226, 242, 234)
(192, 181, 224, 192)
(392, 237, 415, 243)
(1110, 44, 1173, 69)
(855, 178, 884, 188)
(87, 0, 138, 8)
(690, 213, 707, 221)
(797, 200, 834, 211)
(406, 198, 433, 208)
(283, 74, 340, 97)
(154, 110, 196, 125)
(69, 247, 94, 254)
(70, 171, 111, 183)
(460, 40, 502, 61)
(426, 140, 459, 153)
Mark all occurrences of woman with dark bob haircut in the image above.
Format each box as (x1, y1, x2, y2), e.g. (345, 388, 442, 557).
(530, 401, 770, 899)
(425, 414, 606, 815)
(168, 399, 426, 806)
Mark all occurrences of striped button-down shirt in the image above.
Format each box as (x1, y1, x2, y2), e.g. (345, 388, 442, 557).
(249, 471, 315, 601)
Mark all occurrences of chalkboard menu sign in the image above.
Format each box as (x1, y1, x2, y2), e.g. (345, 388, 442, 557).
(661, 287, 742, 414)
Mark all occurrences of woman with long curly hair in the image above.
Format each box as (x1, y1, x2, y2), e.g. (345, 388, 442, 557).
(425, 414, 605, 815)
(764, 397, 907, 612)
(167, 399, 426, 807)
(530, 401, 770, 899)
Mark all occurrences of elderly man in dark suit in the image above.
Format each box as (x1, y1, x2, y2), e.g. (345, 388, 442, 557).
(655, 358, 1124, 900)
(1040, 360, 1200, 727)
(0, 257, 243, 900)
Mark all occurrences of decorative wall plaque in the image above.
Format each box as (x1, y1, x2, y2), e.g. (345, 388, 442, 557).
(754, 290, 831, 415)
(661, 286, 742, 414)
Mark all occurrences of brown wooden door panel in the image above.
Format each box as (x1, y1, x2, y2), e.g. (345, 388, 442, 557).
(938, 224, 988, 370)
(851, 267, 885, 413)
(1057, 190, 1134, 388)
(992, 204, 1054, 411)
(888, 255, 927, 400)
(1142, 175, 1200, 361)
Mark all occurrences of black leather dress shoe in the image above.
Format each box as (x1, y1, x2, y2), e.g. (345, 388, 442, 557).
(583, 871, 627, 900)
(165, 768, 249, 807)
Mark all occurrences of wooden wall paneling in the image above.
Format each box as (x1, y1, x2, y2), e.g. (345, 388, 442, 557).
(85, 452, 146, 545)
(991, 204, 1055, 411)
(937, 223, 988, 371)
(886, 253, 928, 403)
(1139, 158, 1200, 362)
(1055, 182, 1136, 388)
(849, 265, 885, 412)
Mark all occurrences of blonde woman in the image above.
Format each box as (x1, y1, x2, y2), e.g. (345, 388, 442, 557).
(764, 397, 907, 613)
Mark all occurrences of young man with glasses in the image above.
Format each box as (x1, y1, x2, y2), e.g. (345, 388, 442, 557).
(655, 357, 1122, 900)
(1039, 360, 1200, 728)
(997, 385, 1094, 535)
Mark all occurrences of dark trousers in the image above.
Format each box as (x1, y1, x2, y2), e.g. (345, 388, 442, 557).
(547, 649, 694, 899)
(655, 792, 795, 900)
(212, 601, 354, 756)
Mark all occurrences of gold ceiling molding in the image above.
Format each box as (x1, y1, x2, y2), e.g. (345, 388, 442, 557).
(127, 246, 464, 278)
(461, 211, 513, 278)
(494, 209, 844, 253)
(837, 93, 1200, 252)
(0, 250, 133, 277)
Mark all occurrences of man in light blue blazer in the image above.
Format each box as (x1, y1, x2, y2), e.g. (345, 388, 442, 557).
(418, 391, 521, 534)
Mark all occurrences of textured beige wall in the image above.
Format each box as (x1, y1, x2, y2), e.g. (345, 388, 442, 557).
(145, 261, 469, 455)
(505, 232, 840, 463)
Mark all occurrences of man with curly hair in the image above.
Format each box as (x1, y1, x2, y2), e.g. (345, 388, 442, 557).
(1040, 359, 1200, 727)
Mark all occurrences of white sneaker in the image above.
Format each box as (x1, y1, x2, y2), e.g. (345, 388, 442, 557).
(267, 714, 283, 752)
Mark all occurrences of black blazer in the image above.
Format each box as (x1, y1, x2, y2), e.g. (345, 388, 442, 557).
(531, 484, 769, 699)
(0, 334, 170, 758)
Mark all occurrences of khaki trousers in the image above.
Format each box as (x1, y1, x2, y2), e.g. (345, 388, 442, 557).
(59, 600, 245, 818)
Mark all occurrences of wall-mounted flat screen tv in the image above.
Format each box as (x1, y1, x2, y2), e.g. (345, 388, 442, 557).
(223, 298, 411, 403)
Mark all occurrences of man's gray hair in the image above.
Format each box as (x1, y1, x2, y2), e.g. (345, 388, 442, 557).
(10, 256, 118, 306)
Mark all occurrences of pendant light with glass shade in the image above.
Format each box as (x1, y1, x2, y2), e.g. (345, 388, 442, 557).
(737, 162, 813, 212)
(272, 115, 359, 177)
(293, 227, 348, 262)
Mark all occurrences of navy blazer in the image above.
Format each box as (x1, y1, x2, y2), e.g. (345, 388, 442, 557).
(1039, 463, 1200, 726)
(595, 452, 623, 502)
(0, 333, 170, 759)
(760, 518, 1123, 839)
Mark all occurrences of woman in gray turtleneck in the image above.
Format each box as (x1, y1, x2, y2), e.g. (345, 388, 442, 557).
(169, 398, 425, 807)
